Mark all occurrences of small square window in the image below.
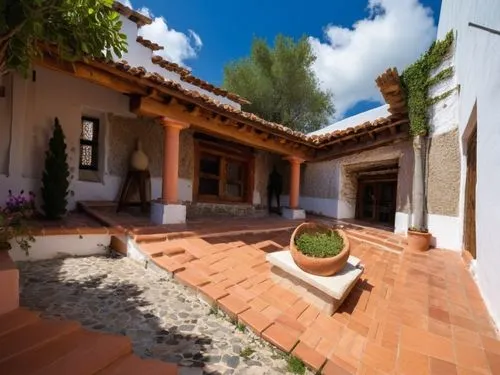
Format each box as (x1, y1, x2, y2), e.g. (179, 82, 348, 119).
(79, 117, 99, 171)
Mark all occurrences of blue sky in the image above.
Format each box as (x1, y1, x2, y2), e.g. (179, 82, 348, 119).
(128, 0, 442, 120)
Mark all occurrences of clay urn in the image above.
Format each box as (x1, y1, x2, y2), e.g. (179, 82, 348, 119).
(130, 139, 149, 171)
(407, 229, 432, 251)
(290, 222, 350, 277)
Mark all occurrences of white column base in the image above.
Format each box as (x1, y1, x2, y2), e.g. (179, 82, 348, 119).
(282, 207, 306, 220)
(151, 201, 186, 224)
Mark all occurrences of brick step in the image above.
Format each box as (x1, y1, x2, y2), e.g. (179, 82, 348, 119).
(0, 318, 81, 363)
(0, 251, 19, 315)
(18, 331, 132, 375)
(133, 233, 169, 244)
(97, 354, 178, 375)
(344, 230, 404, 253)
(0, 308, 40, 337)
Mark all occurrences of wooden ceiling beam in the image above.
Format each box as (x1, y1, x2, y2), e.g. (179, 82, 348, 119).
(130, 96, 313, 160)
(314, 131, 409, 162)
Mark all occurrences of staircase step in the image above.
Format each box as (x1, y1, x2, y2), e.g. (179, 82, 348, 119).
(97, 354, 178, 375)
(110, 235, 128, 255)
(0, 329, 88, 374)
(0, 251, 19, 315)
(27, 330, 132, 375)
(134, 234, 168, 243)
(0, 319, 80, 363)
(0, 308, 40, 338)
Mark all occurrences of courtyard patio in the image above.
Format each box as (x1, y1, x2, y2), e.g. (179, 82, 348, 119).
(16, 211, 500, 374)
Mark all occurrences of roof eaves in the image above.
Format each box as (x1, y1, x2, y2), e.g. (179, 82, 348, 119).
(113, 1, 152, 26)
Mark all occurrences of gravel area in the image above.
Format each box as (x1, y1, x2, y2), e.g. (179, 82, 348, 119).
(18, 255, 310, 375)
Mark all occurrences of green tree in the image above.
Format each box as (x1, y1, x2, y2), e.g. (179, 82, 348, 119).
(223, 35, 334, 133)
(0, 0, 128, 75)
(41, 118, 70, 220)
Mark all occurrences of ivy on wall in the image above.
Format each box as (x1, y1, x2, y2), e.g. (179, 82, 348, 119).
(400, 31, 455, 136)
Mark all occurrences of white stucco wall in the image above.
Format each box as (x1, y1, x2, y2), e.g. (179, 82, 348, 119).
(437, 0, 500, 328)
(119, 15, 240, 109)
(0, 67, 195, 210)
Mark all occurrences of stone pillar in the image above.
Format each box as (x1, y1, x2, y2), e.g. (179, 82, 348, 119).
(283, 156, 306, 220)
(151, 117, 189, 225)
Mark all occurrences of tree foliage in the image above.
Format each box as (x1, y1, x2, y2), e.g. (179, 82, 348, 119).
(0, 0, 128, 75)
(223, 35, 334, 133)
(41, 118, 70, 220)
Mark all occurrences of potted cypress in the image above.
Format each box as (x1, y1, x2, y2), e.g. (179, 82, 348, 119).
(290, 222, 350, 276)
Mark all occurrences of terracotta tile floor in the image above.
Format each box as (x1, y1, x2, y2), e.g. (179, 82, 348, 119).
(134, 227, 500, 374)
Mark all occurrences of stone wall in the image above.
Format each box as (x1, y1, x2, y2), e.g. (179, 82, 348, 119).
(108, 115, 163, 177)
(253, 151, 285, 207)
(301, 141, 414, 214)
(427, 128, 460, 216)
(107, 115, 194, 180)
(186, 202, 267, 218)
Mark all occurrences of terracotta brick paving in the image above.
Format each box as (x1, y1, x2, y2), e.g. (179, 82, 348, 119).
(131, 225, 500, 374)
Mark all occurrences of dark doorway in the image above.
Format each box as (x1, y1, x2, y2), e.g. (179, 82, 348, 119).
(464, 127, 477, 259)
(356, 174, 397, 225)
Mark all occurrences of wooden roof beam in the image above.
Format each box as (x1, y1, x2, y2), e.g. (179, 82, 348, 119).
(130, 96, 313, 160)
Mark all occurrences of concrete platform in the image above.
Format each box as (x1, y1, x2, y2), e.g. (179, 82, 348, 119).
(266, 250, 363, 315)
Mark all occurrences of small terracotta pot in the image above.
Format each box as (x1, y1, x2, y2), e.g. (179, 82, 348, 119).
(407, 230, 432, 252)
(290, 222, 350, 276)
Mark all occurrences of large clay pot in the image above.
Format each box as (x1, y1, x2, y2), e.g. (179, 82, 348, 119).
(290, 222, 350, 277)
(130, 139, 149, 171)
(407, 230, 432, 251)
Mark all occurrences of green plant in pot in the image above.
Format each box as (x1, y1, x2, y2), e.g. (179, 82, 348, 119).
(290, 222, 350, 276)
(400, 31, 455, 252)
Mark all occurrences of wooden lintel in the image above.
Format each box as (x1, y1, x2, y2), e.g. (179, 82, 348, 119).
(191, 106, 203, 117)
(315, 132, 409, 161)
(131, 96, 313, 159)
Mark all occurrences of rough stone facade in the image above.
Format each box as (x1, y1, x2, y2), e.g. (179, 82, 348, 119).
(427, 128, 460, 216)
(108, 115, 164, 177)
(253, 151, 285, 207)
(186, 202, 267, 218)
(107, 115, 194, 180)
(301, 161, 340, 199)
(301, 142, 413, 214)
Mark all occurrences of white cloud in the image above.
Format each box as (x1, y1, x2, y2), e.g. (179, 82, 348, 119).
(123, 1, 202, 67)
(121, 0, 133, 8)
(309, 0, 437, 118)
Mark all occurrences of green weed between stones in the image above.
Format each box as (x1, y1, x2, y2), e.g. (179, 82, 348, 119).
(287, 355, 306, 374)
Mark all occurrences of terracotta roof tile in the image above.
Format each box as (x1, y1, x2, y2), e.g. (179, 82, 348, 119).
(151, 55, 190, 76)
(136, 36, 163, 51)
(113, 1, 152, 26)
(99, 59, 407, 147)
(150, 55, 250, 105)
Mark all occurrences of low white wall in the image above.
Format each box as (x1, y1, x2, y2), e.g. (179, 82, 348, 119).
(9, 234, 110, 262)
(395, 212, 461, 251)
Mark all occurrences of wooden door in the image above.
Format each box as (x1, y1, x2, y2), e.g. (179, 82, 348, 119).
(356, 178, 397, 225)
(464, 128, 477, 259)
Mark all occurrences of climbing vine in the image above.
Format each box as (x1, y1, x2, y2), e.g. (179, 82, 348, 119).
(400, 31, 455, 136)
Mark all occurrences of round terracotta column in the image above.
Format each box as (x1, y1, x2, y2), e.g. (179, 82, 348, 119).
(285, 156, 305, 209)
(161, 117, 189, 204)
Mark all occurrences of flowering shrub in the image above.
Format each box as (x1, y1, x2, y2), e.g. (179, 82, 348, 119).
(5, 190, 36, 218)
(0, 190, 36, 255)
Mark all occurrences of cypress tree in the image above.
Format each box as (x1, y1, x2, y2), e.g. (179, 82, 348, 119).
(41, 117, 70, 219)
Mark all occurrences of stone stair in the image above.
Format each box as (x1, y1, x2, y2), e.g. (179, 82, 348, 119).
(0, 252, 179, 375)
